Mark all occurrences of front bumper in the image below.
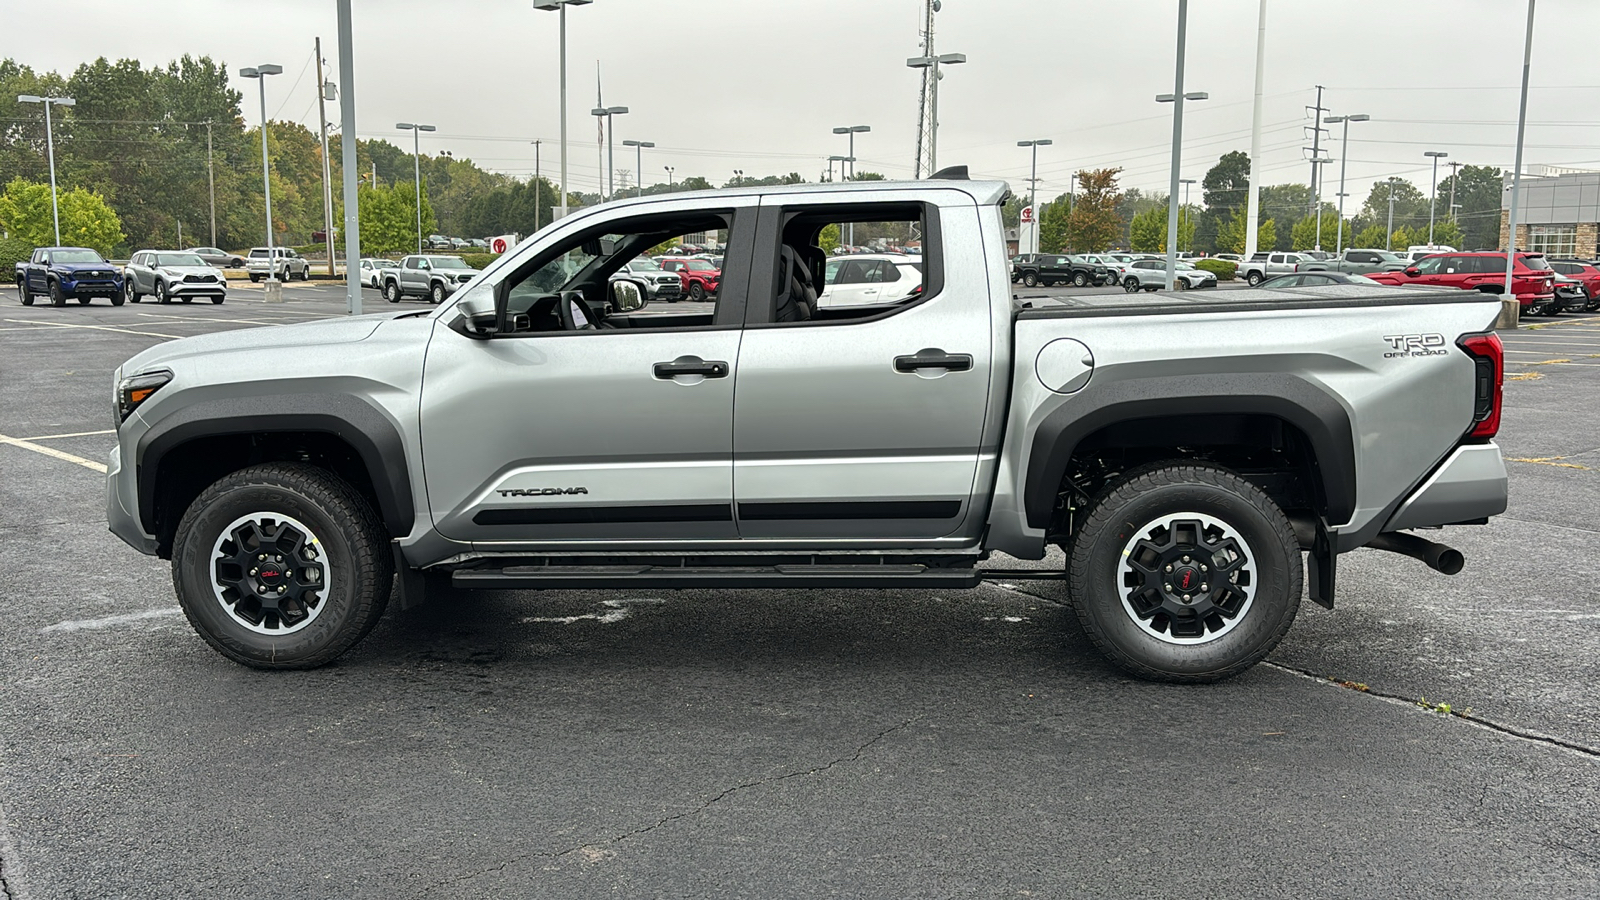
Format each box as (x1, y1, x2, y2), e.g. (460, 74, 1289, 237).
(62, 277, 122, 296)
(106, 442, 159, 556)
(165, 280, 226, 297)
(1383, 442, 1508, 532)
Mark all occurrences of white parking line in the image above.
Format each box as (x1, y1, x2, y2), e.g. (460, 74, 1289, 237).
(42, 607, 183, 632)
(20, 429, 116, 441)
(0, 433, 109, 473)
(2, 319, 181, 339)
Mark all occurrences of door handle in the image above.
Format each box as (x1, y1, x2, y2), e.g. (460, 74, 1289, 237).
(653, 357, 729, 379)
(894, 350, 973, 373)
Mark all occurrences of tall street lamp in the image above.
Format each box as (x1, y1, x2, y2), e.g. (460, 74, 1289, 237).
(590, 105, 627, 199)
(1425, 150, 1449, 246)
(1325, 114, 1369, 253)
(534, 0, 592, 220)
(1018, 139, 1052, 254)
(15, 94, 75, 246)
(827, 155, 848, 183)
(397, 122, 436, 255)
(732, 169, 744, 186)
(1156, 0, 1207, 290)
(664, 165, 675, 189)
(622, 139, 653, 197)
(240, 65, 284, 299)
(905, 53, 965, 174)
(832, 125, 870, 180)
(1504, 0, 1536, 300)
(1386, 176, 1400, 250)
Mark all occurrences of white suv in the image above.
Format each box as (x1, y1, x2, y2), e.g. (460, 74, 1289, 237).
(245, 247, 310, 282)
(819, 253, 924, 308)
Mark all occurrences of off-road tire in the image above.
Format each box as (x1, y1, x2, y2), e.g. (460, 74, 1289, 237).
(430, 282, 445, 304)
(110, 290, 125, 306)
(1073, 271, 1089, 287)
(18, 280, 31, 305)
(689, 282, 707, 302)
(1023, 272, 1038, 287)
(171, 462, 393, 670)
(385, 280, 401, 303)
(1246, 272, 1264, 286)
(50, 280, 66, 306)
(1065, 461, 1302, 683)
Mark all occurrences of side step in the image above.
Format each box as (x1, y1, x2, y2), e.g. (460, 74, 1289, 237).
(452, 564, 982, 590)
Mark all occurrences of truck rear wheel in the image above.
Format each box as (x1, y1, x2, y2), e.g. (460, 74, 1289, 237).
(171, 462, 393, 670)
(1065, 461, 1302, 683)
(19, 280, 32, 305)
(1247, 272, 1264, 286)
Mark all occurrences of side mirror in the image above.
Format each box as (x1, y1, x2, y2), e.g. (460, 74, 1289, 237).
(1404, 267, 1420, 277)
(457, 289, 499, 336)
(611, 279, 647, 313)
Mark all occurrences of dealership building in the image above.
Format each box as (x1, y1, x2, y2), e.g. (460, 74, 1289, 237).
(1499, 165, 1600, 259)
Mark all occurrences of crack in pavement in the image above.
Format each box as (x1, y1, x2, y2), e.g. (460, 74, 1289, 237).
(415, 718, 918, 895)
(1264, 661, 1600, 760)
(0, 797, 33, 900)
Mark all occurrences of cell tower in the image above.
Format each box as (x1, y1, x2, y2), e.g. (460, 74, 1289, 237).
(912, 0, 938, 179)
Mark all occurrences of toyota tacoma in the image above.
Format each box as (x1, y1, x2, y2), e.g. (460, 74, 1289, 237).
(106, 171, 1509, 683)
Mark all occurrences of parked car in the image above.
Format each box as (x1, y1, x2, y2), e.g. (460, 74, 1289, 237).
(657, 256, 721, 301)
(1551, 273, 1586, 315)
(427, 234, 453, 250)
(1257, 272, 1382, 289)
(469, 238, 489, 249)
(1214, 253, 1244, 264)
(107, 176, 1510, 685)
(123, 250, 227, 305)
(1120, 258, 1219, 291)
(450, 238, 471, 250)
(1404, 244, 1458, 263)
(1300, 248, 1411, 276)
(381, 254, 480, 304)
(245, 247, 310, 282)
(1548, 258, 1600, 312)
(359, 258, 399, 289)
(609, 257, 684, 302)
(1010, 253, 1105, 287)
(16, 246, 123, 306)
(1238, 251, 1315, 286)
(186, 246, 246, 268)
(1365, 251, 1555, 316)
(819, 253, 924, 308)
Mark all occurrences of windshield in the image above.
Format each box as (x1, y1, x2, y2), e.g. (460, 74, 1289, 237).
(430, 257, 471, 269)
(50, 250, 105, 264)
(628, 259, 663, 271)
(683, 259, 717, 271)
(156, 253, 205, 267)
(1346, 274, 1380, 284)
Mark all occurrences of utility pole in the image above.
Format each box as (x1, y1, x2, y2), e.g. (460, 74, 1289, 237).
(205, 121, 216, 248)
(337, 0, 362, 315)
(532, 139, 542, 231)
(315, 37, 336, 276)
(912, 0, 936, 178)
(1445, 160, 1462, 220)
(1305, 85, 1329, 250)
(1503, 0, 1536, 300)
(1386, 177, 1398, 250)
(1244, 0, 1268, 260)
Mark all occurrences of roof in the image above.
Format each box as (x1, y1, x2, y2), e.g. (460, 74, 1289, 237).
(569, 177, 1010, 219)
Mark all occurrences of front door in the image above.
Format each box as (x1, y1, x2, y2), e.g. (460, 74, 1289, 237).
(419, 197, 756, 548)
(731, 192, 996, 542)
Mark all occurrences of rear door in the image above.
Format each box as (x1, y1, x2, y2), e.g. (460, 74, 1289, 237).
(730, 189, 997, 542)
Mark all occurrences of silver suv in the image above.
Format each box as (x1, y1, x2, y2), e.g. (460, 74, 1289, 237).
(245, 247, 310, 282)
(123, 250, 227, 305)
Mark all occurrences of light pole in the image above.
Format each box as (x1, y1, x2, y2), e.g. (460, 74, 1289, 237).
(732, 169, 744, 186)
(1179, 177, 1197, 252)
(1386, 177, 1399, 250)
(15, 94, 75, 247)
(336, 0, 362, 315)
(827, 155, 848, 183)
(622, 139, 653, 197)
(1504, 0, 1536, 300)
(1325, 113, 1368, 253)
(832, 125, 870, 180)
(590, 105, 627, 199)
(397, 122, 436, 255)
(1156, 0, 1207, 289)
(1425, 150, 1449, 246)
(1244, 0, 1269, 260)
(239, 65, 283, 300)
(534, 0, 591, 220)
(531, 139, 542, 231)
(1018, 139, 1052, 254)
(664, 165, 675, 189)
(905, 52, 966, 174)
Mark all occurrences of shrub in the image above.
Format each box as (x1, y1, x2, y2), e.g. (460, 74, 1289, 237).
(461, 252, 501, 270)
(1194, 258, 1237, 281)
(0, 235, 31, 276)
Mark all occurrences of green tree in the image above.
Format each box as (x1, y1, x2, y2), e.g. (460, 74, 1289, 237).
(1039, 193, 1072, 253)
(1259, 184, 1313, 250)
(1352, 223, 1389, 249)
(0, 178, 123, 252)
(1065, 168, 1122, 252)
(1437, 164, 1503, 250)
(1290, 210, 1342, 251)
(1128, 203, 1195, 253)
(1214, 206, 1276, 255)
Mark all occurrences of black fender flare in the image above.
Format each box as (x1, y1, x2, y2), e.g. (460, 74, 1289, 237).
(1022, 373, 1357, 529)
(135, 393, 415, 539)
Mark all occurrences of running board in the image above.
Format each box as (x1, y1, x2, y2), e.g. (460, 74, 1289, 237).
(452, 564, 982, 590)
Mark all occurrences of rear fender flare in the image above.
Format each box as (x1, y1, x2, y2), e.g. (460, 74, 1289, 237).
(1021, 373, 1357, 530)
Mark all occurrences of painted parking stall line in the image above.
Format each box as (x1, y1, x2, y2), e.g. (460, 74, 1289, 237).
(0, 433, 109, 473)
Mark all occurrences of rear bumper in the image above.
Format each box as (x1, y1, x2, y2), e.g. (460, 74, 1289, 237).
(1382, 442, 1508, 532)
(1516, 291, 1554, 308)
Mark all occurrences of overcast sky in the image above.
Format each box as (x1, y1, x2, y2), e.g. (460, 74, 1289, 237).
(14, 0, 1600, 208)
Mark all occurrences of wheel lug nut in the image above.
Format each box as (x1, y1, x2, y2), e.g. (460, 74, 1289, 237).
(1164, 583, 1173, 592)
(1181, 555, 1190, 563)
(1200, 583, 1209, 591)
(1165, 564, 1173, 573)
(1182, 594, 1192, 603)
(1200, 564, 1208, 572)
(258, 554, 266, 560)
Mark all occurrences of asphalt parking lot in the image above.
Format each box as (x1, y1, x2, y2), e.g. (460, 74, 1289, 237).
(2, 284, 1598, 898)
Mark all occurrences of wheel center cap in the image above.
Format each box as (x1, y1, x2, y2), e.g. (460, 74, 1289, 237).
(1171, 566, 1202, 594)
(257, 567, 286, 586)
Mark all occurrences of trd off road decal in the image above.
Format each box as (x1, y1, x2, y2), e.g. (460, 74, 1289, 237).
(1382, 334, 1448, 358)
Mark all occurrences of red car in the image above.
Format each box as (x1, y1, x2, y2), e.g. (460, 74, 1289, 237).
(1550, 258, 1600, 312)
(1366, 251, 1556, 316)
(657, 256, 720, 301)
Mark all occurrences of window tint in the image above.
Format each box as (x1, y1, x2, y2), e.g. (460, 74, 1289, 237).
(1301, 274, 1333, 285)
(835, 260, 867, 284)
(1348, 252, 1374, 264)
(1519, 255, 1552, 272)
(1414, 256, 1446, 275)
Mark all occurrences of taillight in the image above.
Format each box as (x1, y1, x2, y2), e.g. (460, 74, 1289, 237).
(1458, 332, 1502, 440)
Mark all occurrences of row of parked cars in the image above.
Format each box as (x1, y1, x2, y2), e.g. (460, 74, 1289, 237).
(1009, 253, 1220, 291)
(14, 246, 235, 306)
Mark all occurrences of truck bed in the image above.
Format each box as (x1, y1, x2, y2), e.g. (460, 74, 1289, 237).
(1014, 284, 1477, 319)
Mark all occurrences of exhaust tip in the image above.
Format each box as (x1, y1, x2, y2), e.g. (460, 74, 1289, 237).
(1434, 549, 1464, 576)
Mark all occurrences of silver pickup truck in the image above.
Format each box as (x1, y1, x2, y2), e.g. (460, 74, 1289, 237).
(106, 173, 1508, 683)
(1238, 251, 1315, 286)
(380, 254, 480, 304)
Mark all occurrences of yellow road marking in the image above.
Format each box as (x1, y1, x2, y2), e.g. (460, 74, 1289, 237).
(21, 429, 116, 441)
(1505, 456, 1589, 470)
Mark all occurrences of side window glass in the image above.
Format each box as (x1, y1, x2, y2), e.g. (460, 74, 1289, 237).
(763, 204, 933, 325)
(824, 260, 843, 284)
(878, 261, 900, 283)
(1414, 256, 1445, 275)
(836, 260, 866, 285)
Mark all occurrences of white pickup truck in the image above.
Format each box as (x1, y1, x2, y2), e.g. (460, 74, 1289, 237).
(1238, 251, 1316, 286)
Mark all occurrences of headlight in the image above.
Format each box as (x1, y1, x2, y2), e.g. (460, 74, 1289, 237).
(117, 370, 173, 422)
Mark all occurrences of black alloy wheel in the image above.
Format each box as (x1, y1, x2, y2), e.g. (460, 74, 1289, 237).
(689, 282, 707, 302)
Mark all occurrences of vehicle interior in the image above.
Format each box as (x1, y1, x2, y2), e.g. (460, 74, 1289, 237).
(768, 203, 929, 324)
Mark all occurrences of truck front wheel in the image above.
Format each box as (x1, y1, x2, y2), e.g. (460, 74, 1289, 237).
(171, 463, 393, 670)
(1065, 462, 1302, 683)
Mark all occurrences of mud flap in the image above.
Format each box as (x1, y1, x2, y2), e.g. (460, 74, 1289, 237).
(391, 542, 428, 611)
(1308, 520, 1335, 609)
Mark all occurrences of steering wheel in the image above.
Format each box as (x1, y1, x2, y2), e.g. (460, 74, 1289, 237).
(557, 292, 597, 330)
